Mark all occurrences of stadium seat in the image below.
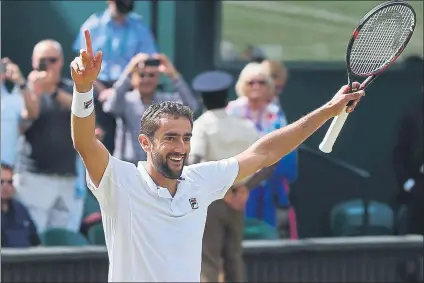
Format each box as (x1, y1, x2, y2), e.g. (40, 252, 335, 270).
(83, 191, 100, 218)
(41, 228, 89, 246)
(330, 199, 395, 236)
(243, 218, 279, 240)
(331, 199, 365, 236)
(87, 224, 106, 246)
(366, 201, 395, 235)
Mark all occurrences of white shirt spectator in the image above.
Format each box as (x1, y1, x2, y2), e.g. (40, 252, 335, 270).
(86, 154, 239, 282)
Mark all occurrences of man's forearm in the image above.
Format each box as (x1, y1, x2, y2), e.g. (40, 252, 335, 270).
(252, 104, 333, 168)
(21, 87, 40, 119)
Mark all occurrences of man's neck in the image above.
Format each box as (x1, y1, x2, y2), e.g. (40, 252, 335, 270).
(138, 90, 155, 105)
(112, 13, 126, 24)
(145, 162, 178, 196)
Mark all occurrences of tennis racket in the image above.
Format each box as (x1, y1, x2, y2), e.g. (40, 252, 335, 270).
(319, 0, 416, 153)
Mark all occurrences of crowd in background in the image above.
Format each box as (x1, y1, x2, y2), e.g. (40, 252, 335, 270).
(1, 0, 423, 282)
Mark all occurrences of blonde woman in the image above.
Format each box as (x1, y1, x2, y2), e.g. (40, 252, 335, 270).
(227, 62, 285, 135)
(227, 62, 298, 239)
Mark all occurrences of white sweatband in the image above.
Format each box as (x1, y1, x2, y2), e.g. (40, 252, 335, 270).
(72, 87, 94, 118)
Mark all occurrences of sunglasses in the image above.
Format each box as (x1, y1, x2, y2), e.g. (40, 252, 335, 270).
(40, 57, 59, 64)
(1, 179, 13, 185)
(247, 80, 266, 86)
(137, 72, 157, 78)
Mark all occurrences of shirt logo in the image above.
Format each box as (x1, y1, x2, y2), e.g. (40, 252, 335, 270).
(189, 198, 199, 210)
(84, 99, 93, 109)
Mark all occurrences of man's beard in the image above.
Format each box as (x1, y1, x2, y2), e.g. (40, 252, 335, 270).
(151, 150, 185, 180)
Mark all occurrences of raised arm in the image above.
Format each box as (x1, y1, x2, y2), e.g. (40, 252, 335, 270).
(70, 30, 108, 187)
(235, 83, 364, 182)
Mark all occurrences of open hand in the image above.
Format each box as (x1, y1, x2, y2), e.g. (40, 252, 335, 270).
(326, 82, 365, 117)
(70, 30, 103, 93)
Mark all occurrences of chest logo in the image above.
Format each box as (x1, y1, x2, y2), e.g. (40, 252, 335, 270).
(189, 198, 199, 210)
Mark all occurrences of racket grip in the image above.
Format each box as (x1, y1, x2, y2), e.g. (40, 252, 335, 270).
(319, 108, 350, 153)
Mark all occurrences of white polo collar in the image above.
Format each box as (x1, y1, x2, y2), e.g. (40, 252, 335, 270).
(137, 161, 185, 199)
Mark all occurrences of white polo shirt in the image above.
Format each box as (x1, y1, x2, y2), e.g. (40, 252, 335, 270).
(86, 154, 239, 282)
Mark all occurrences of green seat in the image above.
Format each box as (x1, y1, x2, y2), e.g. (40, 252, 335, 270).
(87, 224, 106, 246)
(331, 199, 364, 236)
(330, 199, 394, 236)
(41, 228, 89, 246)
(367, 201, 394, 235)
(243, 218, 279, 240)
(83, 191, 100, 218)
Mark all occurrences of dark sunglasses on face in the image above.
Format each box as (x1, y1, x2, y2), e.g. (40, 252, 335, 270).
(40, 57, 59, 64)
(247, 80, 266, 86)
(1, 179, 13, 185)
(138, 72, 157, 78)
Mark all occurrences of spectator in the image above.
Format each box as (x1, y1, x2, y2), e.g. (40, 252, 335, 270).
(103, 53, 198, 163)
(261, 59, 298, 238)
(1, 58, 26, 167)
(261, 59, 289, 106)
(393, 85, 423, 236)
(189, 71, 259, 282)
(227, 62, 298, 238)
(15, 39, 78, 234)
(73, 0, 158, 154)
(1, 163, 40, 248)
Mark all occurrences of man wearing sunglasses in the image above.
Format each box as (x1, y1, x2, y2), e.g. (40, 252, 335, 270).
(1, 162, 40, 248)
(14, 39, 79, 234)
(102, 53, 199, 164)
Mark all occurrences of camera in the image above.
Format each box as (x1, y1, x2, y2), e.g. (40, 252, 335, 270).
(144, 58, 160, 67)
(38, 59, 48, 71)
(0, 61, 6, 74)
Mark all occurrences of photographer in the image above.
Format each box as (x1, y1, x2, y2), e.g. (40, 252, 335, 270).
(1, 58, 25, 167)
(103, 53, 199, 163)
(15, 39, 78, 234)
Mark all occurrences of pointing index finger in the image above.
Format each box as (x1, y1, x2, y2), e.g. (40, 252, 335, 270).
(84, 30, 93, 56)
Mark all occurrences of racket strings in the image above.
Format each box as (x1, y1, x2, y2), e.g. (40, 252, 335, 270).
(349, 4, 415, 75)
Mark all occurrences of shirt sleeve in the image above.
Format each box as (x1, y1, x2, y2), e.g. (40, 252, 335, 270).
(85, 154, 128, 215)
(136, 23, 158, 54)
(185, 158, 239, 204)
(73, 14, 97, 53)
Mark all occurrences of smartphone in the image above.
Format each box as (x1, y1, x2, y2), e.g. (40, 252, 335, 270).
(145, 58, 160, 67)
(0, 62, 6, 74)
(38, 59, 48, 71)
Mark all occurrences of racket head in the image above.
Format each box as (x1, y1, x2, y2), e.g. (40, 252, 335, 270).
(346, 1, 416, 79)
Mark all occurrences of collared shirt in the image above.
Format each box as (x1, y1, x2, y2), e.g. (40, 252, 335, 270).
(1, 199, 40, 248)
(73, 9, 157, 82)
(1, 83, 24, 166)
(190, 108, 260, 162)
(103, 74, 199, 163)
(86, 154, 239, 282)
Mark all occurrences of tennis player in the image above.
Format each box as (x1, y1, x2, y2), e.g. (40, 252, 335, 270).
(70, 30, 364, 282)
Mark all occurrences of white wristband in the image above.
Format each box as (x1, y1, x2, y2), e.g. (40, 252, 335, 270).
(72, 87, 94, 118)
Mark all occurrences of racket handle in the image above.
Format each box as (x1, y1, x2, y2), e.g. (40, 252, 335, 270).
(319, 108, 350, 153)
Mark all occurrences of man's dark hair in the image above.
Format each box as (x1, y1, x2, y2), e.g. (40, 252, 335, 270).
(1, 162, 14, 172)
(202, 90, 228, 110)
(140, 101, 194, 140)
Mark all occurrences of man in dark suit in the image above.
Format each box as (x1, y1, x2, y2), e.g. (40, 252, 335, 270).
(393, 81, 423, 235)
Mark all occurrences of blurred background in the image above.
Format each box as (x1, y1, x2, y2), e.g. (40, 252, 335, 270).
(1, 1, 423, 282)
